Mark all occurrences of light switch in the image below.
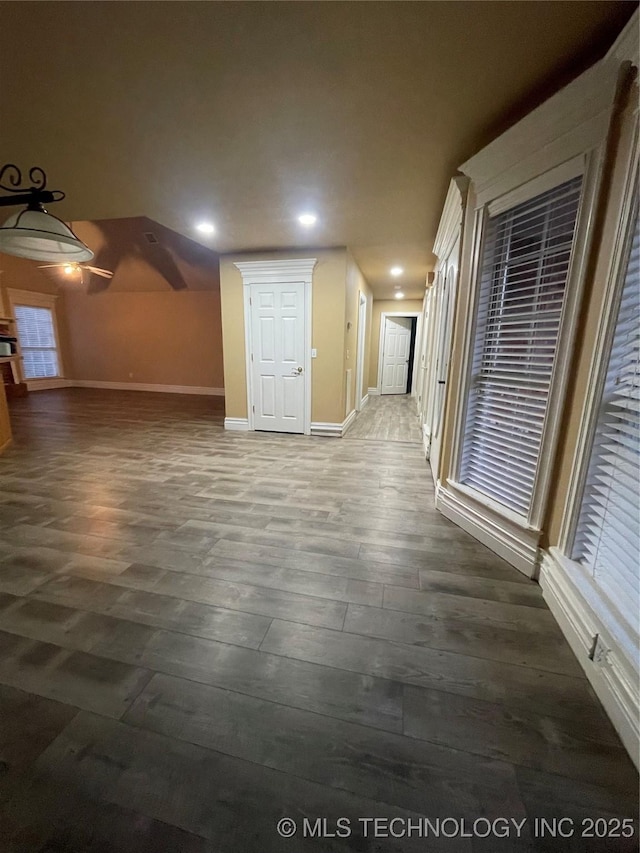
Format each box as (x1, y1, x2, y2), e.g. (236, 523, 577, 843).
(311, 348, 317, 358)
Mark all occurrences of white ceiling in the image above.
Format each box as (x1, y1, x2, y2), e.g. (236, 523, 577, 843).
(0, 2, 634, 298)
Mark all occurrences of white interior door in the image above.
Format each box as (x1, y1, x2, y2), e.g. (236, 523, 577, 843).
(381, 317, 412, 395)
(429, 266, 456, 481)
(250, 282, 305, 433)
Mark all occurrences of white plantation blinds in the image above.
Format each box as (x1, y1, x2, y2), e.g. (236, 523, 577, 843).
(460, 176, 583, 515)
(14, 305, 60, 379)
(573, 207, 639, 631)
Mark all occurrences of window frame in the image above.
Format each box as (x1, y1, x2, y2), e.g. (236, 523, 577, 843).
(7, 289, 65, 388)
(444, 150, 605, 567)
(559, 127, 639, 558)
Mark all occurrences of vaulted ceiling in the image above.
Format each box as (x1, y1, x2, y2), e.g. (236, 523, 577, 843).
(0, 1, 635, 298)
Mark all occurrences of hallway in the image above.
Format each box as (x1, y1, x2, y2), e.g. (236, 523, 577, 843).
(0, 389, 637, 852)
(344, 394, 422, 442)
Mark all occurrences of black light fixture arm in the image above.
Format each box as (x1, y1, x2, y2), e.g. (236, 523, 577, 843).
(0, 163, 65, 209)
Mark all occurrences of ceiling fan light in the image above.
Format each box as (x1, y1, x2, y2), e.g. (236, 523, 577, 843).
(0, 208, 94, 262)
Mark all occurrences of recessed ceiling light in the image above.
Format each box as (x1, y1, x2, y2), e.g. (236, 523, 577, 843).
(196, 222, 215, 235)
(390, 266, 403, 277)
(298, 213, 317, 227)
(395, 291, 405, 299)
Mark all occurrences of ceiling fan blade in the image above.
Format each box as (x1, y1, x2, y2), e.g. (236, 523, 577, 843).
(90, 269, 114, 278)
(37, 264, 65, 269)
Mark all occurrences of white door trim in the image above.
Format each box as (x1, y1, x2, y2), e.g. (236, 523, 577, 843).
(355, 292, 367, 410)
(376, 312, 420, 395)
(235, 259, 316, 436)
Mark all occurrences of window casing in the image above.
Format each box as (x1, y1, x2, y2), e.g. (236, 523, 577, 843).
(14, 305, 59, 379)
(459, 177, 583, 517)
(11, 297, 62, 381)
(571, 204, 639, 633)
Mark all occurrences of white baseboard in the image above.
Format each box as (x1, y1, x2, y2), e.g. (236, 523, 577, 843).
(224, 417, 250, 431)
(310, 421, 342, 437)
(367, 387, 380, 396)
(342, 408, 357, 434)
(311, 409, 357, 437)
(436, 481, 540, 578)
(422, 423, 431, 459)
(540, 549, 639, 769)
(26, 378, 72, 391)
(71, 380, 224, 396)
(359, 394, 369, 410)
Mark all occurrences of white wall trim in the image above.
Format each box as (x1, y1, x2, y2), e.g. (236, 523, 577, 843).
(224, 417, 250, 431)
(422, 422, 430, 459)
(375, 311, 421, 396)
(355, 291, 367, 411)
(606, 9, 639, 66)
(367, 387, 380, 396)
(342, 408, 357, 434)
(433, 175, 470, 262)
(71, 380, 224, 396)
(310, 421, 343, 437)
(311, 408, 357, 437)
(437, 480, 541, 577)
(540, 549, 639, 769)
(460, 60, 619, 207)
(236, 258, 315, 436)
(6, 288, 58, 309)
(359, 393, 369, 410)
(487, 155, 585, 217)
(234, 258, 318, 283)
(26, 378, 72, 392)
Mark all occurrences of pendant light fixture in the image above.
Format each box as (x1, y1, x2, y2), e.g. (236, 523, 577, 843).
(0, 164, 93, 262)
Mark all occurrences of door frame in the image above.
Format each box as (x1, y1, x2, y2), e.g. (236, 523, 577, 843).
(429, 264, 457, 481)
(236, 258, 316, 435)
(375, 311, 421, 396)
(355, 292, 367, 411)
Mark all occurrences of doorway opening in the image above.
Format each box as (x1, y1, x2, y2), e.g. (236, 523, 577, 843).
(376, 312, 420, 396)
(345, 310, 422, 442)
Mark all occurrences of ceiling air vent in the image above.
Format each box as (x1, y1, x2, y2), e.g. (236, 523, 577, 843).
(143, 232, 159, 244)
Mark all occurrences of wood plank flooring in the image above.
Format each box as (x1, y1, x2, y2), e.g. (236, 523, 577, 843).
(344, 393, 422, 442)
(0, 388, 637, 852)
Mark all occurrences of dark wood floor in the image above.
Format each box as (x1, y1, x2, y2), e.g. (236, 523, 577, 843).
(0, 389, 637, 853)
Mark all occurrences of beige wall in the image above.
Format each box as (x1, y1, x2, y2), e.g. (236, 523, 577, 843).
(63, 290, 223, 388)
(368, 299, 423, 389)
(220, 248, 350, 424)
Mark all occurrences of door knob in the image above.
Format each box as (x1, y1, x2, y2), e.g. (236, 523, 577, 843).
(291, 366, 303, 375)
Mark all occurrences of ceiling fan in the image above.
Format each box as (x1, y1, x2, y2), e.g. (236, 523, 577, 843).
(37, 261, 113, 279)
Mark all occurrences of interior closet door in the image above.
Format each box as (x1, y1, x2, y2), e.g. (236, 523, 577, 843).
(429, 265, 456, 482)
(249, 281, 306, 433)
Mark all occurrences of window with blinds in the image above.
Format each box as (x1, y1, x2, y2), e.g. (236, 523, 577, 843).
(572, 206, 639, 631)
(460, 176, 583, 515)
(14, 305, 60, 379)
